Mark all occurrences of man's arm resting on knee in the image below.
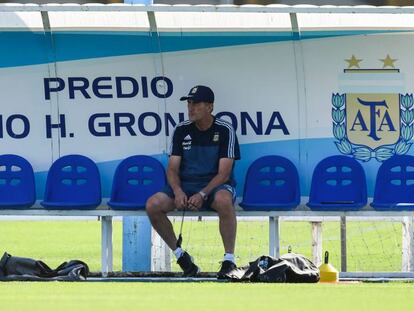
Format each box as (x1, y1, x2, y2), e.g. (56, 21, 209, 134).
(187, 158, 234, 210)
(201, 158, 234, 196)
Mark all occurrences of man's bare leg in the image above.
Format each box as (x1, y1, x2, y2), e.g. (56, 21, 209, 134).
(146, 192, 199, 276)
(210, 190, 237, 254)
(211, 190, 237, 278)
(146, 192, 177, 250)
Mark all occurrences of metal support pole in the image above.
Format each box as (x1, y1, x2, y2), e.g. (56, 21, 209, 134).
(402, 216, 414, 272)
(311, 221, 323, 267)
(123, 216, 152, 271)
(340, 216, 347, 272)
(101, 216, 113, 277)
(41, 10, 61, 162)
(269, 216, 280, 258)
(151, 228, 171, 272)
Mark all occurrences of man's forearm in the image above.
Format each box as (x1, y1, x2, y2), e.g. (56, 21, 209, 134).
(200, 158, 234, 197)
(201, 172, 230, 196)
(167, 170, 183, 194)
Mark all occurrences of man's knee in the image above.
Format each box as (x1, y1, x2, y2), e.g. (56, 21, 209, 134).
(211, 191, 234, 213)
(146, 193, 169, 215)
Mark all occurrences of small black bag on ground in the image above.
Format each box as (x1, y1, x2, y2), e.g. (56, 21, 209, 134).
(225, 253, 320, 283)
(0, 252, 89, 281)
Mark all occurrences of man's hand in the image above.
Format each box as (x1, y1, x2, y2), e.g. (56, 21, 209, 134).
(187, 193, 204, 211)
(174, 189, 188, 210)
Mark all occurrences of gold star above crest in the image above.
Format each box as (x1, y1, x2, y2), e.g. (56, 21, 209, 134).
(345, 55, 362, 69)
(380, 54, 397, 68)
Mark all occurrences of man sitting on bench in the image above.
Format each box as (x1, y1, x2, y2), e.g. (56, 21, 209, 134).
(146, 85, 241, 278)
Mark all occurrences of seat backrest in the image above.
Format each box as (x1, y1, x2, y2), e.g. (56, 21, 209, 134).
(373, 155, 414, 204)
(308, 155, 367, 205)
(0, 154, 35, 207)
(44, 154, 101, 204)
(242, 155, 300, 205)
(110, 155, 166, 204)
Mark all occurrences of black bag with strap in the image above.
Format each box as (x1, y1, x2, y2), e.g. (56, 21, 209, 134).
(0, 252, 89, 281)
(225, 253, 320, 283)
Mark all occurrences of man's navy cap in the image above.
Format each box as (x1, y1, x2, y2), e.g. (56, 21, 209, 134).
(180, 85, 215, 103)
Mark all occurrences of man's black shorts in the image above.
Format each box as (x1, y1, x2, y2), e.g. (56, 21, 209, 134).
(161, 181, 236, 210)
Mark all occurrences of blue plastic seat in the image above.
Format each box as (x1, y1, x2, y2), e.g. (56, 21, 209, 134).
(307, 155, 367, 211)
(108, 155, 166, 210)
(0, 154, 35, 209)
(41, 155, 101, 210)
(239, 155, 300, 211)
(371, 155, 414, 210)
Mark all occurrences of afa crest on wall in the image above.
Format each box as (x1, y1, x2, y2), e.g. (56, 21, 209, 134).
(332, 54, 414, 162)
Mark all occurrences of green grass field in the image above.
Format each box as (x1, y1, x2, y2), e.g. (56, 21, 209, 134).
(0, 220, 413, 311)
(0, 219, 405, 272)
(1, 282, 414, 311)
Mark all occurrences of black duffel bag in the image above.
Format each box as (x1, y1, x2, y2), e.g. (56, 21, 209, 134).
(0, 252, 89, 281)
(225, 253, 320, 283)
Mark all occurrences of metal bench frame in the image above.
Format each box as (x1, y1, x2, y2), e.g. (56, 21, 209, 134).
(1, 208, 414, 278)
